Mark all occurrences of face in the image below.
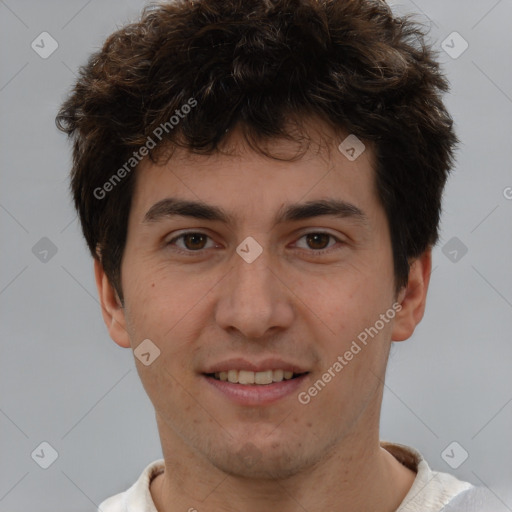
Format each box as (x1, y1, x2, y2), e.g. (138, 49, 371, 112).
(97, 119, 425, 479)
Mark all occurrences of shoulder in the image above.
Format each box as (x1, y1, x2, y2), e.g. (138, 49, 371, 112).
(98, 491, 126, 512)
(381, 442, 473, 512)
(440, 486, 510, 512)
(383, 442, 507, 511)
(97, 459, 165, 512)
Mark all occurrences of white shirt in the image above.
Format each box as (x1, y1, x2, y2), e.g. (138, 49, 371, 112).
(98, 442, 494, 512)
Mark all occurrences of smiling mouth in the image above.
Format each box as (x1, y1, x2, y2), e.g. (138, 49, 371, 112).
(205, 369, 309, 385)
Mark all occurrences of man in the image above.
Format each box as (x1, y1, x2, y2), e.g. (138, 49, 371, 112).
(56, 0, 495, 510)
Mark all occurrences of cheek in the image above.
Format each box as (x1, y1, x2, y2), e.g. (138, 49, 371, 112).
(304, 320, 392, 421)
(123, 265, 212, 360)
(309, 272, 395, 403)
(123, 259, 183, 323)
(314, 273, 390, 344)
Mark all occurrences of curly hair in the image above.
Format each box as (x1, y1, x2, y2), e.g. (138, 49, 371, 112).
(56, 0, 457, 303)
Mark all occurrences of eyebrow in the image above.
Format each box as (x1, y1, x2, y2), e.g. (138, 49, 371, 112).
(142, 197, 368, 226)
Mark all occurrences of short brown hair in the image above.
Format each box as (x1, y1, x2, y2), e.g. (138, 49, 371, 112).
(56, 0, 457, 303)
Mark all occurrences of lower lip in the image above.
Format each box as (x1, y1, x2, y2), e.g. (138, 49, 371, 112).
(203, 374, 309, 406)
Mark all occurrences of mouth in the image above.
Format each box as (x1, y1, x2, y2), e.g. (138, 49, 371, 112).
(201, 357, 311, 405)
(202, 368, 310, 405)
(204, 369, 310, 385)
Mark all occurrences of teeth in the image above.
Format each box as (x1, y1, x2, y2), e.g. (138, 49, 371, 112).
(255, 370, 273, 384)
(272, 369, 284, 382)
(211, 369, 301, 384)
(238, 370, 255, 384)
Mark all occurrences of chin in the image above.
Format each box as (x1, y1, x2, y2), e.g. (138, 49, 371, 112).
(215, 459, 304, 480)
(207, 442, 320, 480)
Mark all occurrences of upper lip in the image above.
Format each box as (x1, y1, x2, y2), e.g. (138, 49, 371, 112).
(202, 358, 309, 374)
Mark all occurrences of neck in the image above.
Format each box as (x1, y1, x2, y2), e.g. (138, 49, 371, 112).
(151, 423, 416, 512)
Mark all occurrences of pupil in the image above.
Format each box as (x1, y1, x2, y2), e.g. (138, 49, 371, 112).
(307, 233, 329, 250)
(185, 233, 205, 250)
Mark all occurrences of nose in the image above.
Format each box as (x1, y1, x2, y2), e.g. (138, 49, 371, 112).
(214, 246, 294, 340)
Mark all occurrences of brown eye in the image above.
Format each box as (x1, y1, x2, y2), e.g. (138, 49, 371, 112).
(182, 233, 208, 250)
(294, 232, 340, 252)
(166, 232, 215, 253)
(305, 233, 332, 250)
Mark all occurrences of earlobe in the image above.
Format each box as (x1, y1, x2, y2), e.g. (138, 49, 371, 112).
(391, 249, 432, 342)
(94, 258, 131, 348)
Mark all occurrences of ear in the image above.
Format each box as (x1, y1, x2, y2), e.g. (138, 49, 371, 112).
(391, 248, 432, 342)
(94, 257, 131, 348)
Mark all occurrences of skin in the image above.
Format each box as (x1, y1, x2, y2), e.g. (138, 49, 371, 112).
(95, 118, 432, 512)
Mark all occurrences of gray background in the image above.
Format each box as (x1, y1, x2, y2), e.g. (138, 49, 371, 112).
(1, 0, 511, 510)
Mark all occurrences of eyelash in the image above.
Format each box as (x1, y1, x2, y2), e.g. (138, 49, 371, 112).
(165, 231, 344, 256)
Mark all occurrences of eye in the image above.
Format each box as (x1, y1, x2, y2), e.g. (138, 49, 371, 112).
(165, 230, 344, 255)
(166, 232, 216, 253)
(294, 232, 342, 252)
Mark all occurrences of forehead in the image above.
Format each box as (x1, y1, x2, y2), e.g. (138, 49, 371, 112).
(129, 121, 379, 225)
